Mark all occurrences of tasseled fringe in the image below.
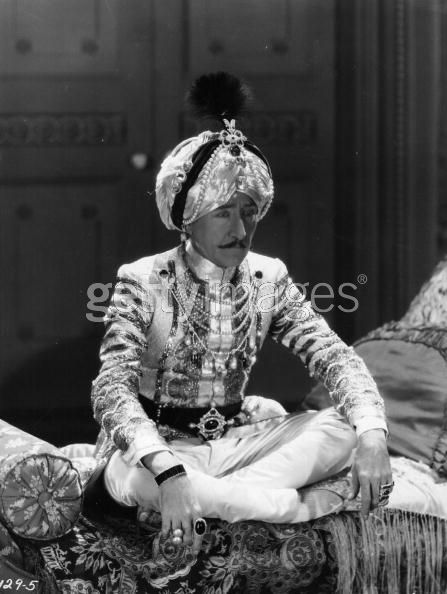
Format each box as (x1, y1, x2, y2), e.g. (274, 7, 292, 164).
(323, 509, 447, 594)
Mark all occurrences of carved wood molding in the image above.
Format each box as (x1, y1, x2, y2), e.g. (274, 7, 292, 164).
(0, 113, 127, 146)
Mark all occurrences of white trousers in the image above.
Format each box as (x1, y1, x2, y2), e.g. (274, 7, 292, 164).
(105, 406, 357, 523)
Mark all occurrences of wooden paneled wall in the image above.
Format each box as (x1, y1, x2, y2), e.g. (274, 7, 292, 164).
(1, 0, 442, 443)
(0, 0, 337, 441)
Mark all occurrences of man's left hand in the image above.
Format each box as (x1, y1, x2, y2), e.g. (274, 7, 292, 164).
(349, 428, 392, 517)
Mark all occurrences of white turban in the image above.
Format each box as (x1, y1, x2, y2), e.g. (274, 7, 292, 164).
(155, 129, 274, 231)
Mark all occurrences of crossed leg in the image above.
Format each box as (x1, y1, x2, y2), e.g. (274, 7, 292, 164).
(105, 408, 357, 523)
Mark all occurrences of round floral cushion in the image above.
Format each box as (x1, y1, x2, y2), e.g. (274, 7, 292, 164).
(0, 420, 83, 540)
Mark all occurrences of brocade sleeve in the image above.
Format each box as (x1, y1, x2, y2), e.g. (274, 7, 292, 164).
(268, 260, 387, 435)
(91, 265, 171, 465)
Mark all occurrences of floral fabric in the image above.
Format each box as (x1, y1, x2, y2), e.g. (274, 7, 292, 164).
(24, 513, 338, 593)
(0, 420, 83, 540)
(4, 461, 446, 593)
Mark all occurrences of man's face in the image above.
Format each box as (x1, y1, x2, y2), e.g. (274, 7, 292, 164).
(187, 192, 259, 268)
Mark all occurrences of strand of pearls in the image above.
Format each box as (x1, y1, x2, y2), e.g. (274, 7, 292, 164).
(247, 158, 274, 219)
(171, 286, 255, 360)
(182, 146, 222, 226)
(173, 283, 257, 336)
(176, 277, 255, 321)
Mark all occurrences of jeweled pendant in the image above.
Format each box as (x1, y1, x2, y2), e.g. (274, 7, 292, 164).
(249, 355, 257, 365)
(184, 335, 192, 347)
(229, 356, 238, 370)
(214, 359, 222, 374)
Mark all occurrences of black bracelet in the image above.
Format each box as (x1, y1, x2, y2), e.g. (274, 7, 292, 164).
(154, 464, 186, 486)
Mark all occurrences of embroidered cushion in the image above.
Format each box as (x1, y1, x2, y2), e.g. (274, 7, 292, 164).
(303, 325, 447, 477)
(303, 257, 447, 478)
(0, 419, 83, 540)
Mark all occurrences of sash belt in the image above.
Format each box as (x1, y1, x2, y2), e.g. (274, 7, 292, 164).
(138, 395, 243, 440)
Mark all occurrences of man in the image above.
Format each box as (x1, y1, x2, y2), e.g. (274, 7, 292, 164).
(90, 73, 392, 552)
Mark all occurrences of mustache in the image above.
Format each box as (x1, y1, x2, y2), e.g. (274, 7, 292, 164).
(218, 240, 249, 249)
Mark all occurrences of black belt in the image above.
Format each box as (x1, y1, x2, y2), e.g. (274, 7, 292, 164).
(139, 395, 243, 440)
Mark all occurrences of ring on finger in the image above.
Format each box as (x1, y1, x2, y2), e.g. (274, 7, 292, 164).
(379, 481, 394, 496)
(378, 496, 389, 507)
(194, 518, 207, 536)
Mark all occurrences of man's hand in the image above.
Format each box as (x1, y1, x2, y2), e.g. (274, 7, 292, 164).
(158, 474, 203, 554)
(349, 429, 392, 517)
(141, 451, 204, 554)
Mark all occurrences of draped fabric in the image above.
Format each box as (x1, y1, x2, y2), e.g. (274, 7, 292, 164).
(10, 506, 447, 593)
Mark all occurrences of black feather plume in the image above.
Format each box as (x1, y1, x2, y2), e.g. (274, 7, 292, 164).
(186, 72, 252, 122)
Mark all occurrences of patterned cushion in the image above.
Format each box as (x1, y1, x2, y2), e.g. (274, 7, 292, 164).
(0, 419, 83, 540)
(303, 325, 447, 478)
(304, 257, 447, 478)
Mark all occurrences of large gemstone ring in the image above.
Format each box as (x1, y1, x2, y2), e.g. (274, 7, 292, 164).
(379, 481, 394, 496)
(378, 481, 394, 506)
(194, 518, 207, 536)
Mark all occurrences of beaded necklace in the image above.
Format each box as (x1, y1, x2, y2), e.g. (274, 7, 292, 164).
(171, 283, 258, 363)
(153, 249, 264, 421)
(174, 281, 256, 336)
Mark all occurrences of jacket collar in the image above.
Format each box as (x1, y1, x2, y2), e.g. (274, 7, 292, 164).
(182, 240, 239, 283)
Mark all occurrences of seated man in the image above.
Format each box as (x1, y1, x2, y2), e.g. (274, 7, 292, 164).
(90, 73, 391, 552)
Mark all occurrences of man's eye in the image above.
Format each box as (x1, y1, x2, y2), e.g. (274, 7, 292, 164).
(215, 210, 230, 218)
(242, 209, 257, 218)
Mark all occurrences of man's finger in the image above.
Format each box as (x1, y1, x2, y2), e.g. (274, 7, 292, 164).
(170, 518, 185, 547)
(192, 514, 206, 555)
(370, 480, 380, 509)
(161, 514, 171, 538)
(192, 530, 203, 556)
(360, 479, 372, 518)
(349, 469, 360, 500)
(182, 517, 193, 546)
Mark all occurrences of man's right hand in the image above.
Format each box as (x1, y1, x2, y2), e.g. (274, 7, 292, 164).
(158, 473, 203, 553)
(141, 451, 204, 554)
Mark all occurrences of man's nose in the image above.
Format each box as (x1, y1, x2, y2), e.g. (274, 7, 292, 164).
(231, 216, 246, 240)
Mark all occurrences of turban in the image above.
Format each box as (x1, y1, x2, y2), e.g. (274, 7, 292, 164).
(155, 74, 274, 231)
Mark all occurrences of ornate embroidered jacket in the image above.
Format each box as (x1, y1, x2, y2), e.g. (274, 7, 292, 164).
(92, 242, 387, 464)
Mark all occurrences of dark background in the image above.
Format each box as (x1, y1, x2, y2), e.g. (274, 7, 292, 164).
(0, 0, 445, 446)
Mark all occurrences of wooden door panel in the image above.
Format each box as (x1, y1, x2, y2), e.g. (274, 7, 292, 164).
(0, 0, 336, 438)
(0, 0, 154, 435)
(0, 186, 118, 373)
(189, 0, 314, 75)
(0, 0, 118, 74)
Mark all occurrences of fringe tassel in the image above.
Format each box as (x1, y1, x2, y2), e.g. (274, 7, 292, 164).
(323, 509, 447, 594)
